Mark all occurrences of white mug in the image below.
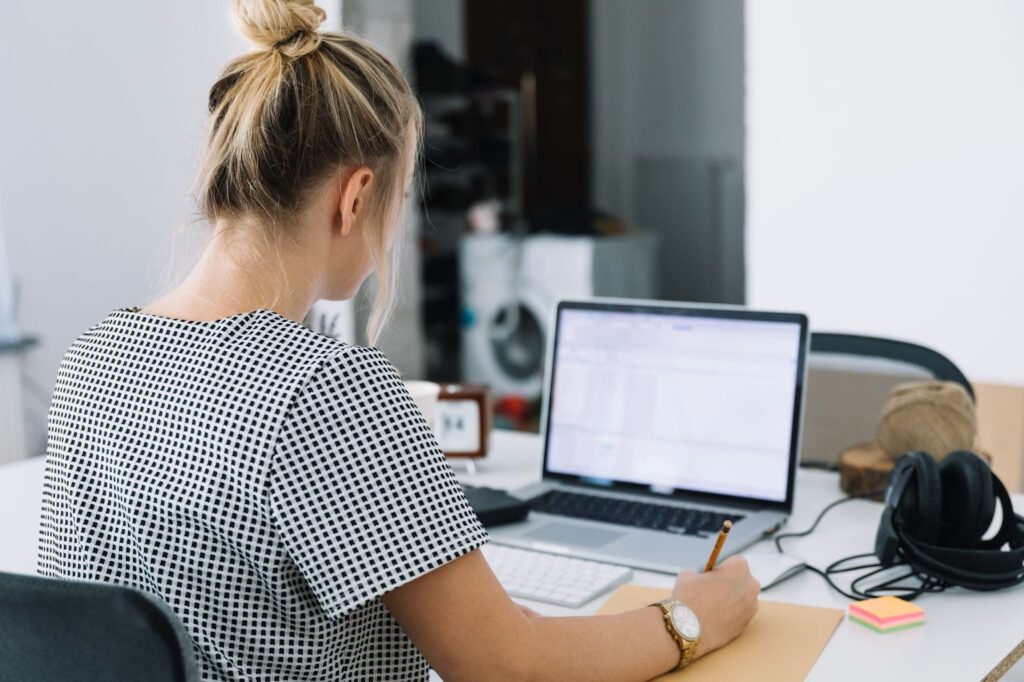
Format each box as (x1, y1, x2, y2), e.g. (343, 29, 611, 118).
(404, 380, 441, 431)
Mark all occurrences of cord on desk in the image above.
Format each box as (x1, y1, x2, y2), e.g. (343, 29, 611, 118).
(772, 492, 878, 554)
(764, 489, 946, 601)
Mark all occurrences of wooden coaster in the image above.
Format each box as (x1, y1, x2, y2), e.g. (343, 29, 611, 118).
(838, 381, 990, 499)
(840, 443, 993, 500)
(839, 443, 894, 500)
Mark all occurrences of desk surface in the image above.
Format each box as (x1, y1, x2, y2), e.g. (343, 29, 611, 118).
(459, 431, 1024, 681)
(2, 431, 1023, 681)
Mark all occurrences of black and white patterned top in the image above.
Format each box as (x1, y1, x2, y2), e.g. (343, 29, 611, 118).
(38, 308, 488, 681)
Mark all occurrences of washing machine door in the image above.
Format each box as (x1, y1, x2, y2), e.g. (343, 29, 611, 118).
(489, 303, 544, 381)
(483, 290, 548, 399)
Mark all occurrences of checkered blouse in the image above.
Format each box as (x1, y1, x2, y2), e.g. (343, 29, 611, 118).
(38, 308, 488, 680)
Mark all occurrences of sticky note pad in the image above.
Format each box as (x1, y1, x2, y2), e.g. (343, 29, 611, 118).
(848, 596, 924, 633)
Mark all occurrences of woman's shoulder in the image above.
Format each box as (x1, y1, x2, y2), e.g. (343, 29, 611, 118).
(76, 305, 355, 352)
(233, 313, 403, 404)
(212, 309, 399, 391)
(59, 305, 392, 390)
(299, 342, 401, 403)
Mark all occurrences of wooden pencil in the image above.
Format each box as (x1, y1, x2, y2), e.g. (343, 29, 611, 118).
(703, 520, 733, 572)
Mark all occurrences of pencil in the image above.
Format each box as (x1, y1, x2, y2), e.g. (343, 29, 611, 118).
(703, 520, 733, 572)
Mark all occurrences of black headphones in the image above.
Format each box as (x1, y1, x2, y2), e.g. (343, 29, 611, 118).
(875, 450, 1024, 590)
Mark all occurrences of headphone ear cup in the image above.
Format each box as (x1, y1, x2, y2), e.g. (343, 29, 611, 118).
(876, 455, 918, 565)
(895, 452, 942, 545)
(938, 450, 995, 548)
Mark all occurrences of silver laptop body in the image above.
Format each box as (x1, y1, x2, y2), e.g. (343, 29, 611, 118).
(489, 298, 810, 575)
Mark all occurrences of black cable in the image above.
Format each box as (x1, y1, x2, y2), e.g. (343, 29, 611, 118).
(825, 553, 880, 574)
(846, 562, 945, 601)
(773, 490, 884, 553)
(765, 489, 946, 601)
(858, 567, 945, 600)
(801, 564, 869, 601)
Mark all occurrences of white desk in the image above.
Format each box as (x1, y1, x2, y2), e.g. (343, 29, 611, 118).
(0, 455, 45, 575)
(3, 431, 1023, 681)
(456, 431, 1024, 681)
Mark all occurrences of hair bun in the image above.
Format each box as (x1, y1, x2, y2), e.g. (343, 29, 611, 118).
(234, 0, 326, 57)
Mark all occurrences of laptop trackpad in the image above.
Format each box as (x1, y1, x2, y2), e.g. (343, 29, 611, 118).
(525, 522, 624, 548)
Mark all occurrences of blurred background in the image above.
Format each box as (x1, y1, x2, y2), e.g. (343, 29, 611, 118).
(1, 0, 1022, 454)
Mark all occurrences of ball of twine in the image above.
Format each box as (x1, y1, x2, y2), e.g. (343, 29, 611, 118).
(876, 380, 976, 461)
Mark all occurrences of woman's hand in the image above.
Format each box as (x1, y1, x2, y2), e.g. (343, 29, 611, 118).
(670, 555, 760, 658)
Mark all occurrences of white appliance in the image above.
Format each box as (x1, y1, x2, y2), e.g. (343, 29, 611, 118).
(459, 233, 657, 399)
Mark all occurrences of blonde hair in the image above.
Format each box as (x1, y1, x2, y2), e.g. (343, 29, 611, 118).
(196, 0, 421, 344)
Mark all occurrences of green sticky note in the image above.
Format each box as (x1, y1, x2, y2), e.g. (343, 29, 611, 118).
(849, 613, 924, 633)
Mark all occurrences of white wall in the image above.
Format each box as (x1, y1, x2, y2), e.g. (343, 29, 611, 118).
(746, 1, 1024, 385)
(0, 1, 247, 452)
(0, 1, 353, 453)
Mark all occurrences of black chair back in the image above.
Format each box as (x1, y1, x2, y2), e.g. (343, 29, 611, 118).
(802, 332, 972, 468)
(0, 571, 198, 682)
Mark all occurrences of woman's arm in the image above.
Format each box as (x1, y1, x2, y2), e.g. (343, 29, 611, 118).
(382, 549, 759, 681)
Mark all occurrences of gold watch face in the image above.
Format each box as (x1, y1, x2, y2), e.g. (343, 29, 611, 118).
(671, 604, 701, 641)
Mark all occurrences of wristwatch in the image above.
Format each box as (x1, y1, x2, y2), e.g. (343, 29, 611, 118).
(650, 598, 701, 671)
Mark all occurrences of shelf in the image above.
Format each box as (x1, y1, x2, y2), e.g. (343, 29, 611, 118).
(0, 337, 38, 354)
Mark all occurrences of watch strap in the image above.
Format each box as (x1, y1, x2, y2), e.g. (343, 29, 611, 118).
(651, 599, 700, 671)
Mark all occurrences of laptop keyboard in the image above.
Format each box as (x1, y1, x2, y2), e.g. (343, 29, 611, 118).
(528, 490, 745, 536)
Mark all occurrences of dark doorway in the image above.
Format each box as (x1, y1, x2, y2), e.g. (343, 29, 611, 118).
(463, 0, 590, 213)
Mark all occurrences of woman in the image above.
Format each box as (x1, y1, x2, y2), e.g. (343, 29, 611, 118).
(38, 1, 759, 679)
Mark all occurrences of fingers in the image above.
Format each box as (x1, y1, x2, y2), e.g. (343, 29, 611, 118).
(719, 555, 750, 571)
(722, 556, 760, 599)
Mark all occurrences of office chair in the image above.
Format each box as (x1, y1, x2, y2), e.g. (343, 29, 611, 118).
(801, 333, 973, 469)
(0, 571, 198, 682)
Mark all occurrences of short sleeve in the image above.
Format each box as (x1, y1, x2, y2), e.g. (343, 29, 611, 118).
(268, 347, 488, 618)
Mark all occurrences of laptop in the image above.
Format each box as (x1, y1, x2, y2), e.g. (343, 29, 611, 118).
(488, 298, 809, 574)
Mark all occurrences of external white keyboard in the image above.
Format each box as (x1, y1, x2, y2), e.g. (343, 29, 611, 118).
(481, 543, 633, 608)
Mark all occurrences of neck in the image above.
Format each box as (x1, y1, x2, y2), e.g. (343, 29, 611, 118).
(158, 222, 323, 323)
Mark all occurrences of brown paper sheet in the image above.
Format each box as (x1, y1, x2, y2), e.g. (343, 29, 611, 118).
(597, 584, 843, 681)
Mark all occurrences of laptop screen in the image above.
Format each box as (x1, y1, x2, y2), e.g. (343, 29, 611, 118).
(543, 301, 807, 507)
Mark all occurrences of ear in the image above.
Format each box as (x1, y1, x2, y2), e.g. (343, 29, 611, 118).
(337, 166, 374, 237)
